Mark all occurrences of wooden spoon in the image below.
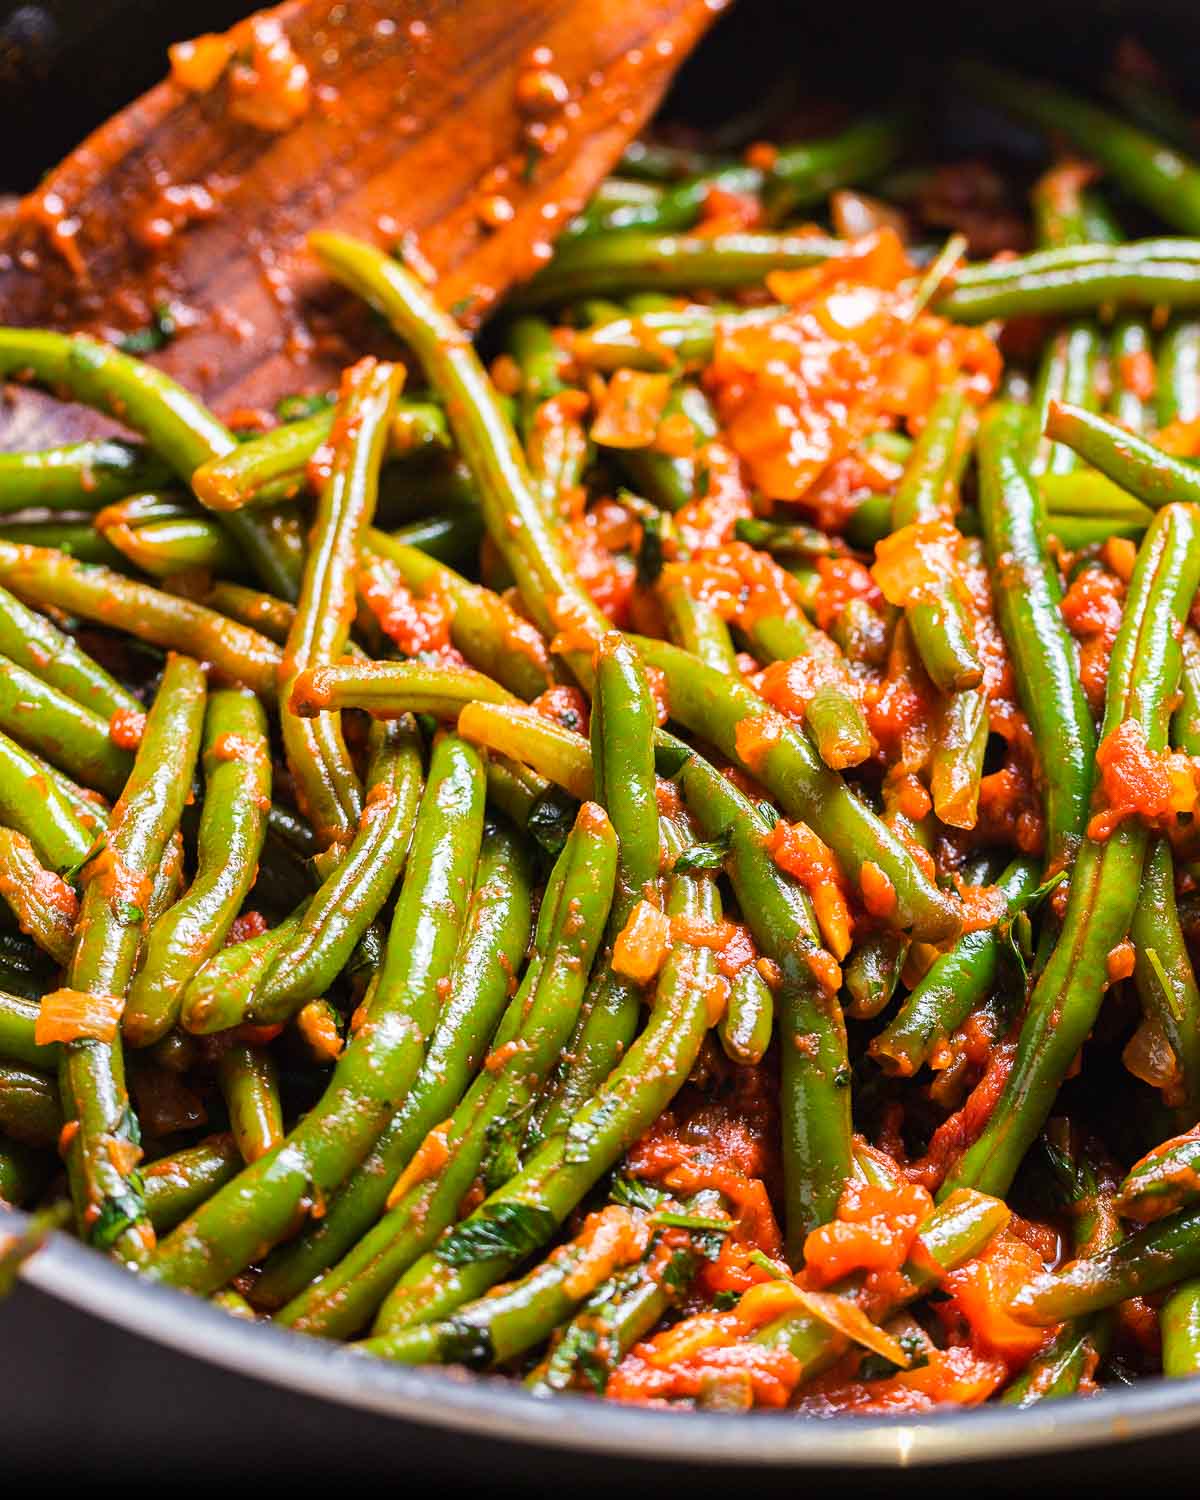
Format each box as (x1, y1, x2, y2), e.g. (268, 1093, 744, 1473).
(0, 0, 725, 445)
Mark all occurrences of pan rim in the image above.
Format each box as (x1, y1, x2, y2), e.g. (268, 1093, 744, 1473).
(5, 1204, 1198, 1468)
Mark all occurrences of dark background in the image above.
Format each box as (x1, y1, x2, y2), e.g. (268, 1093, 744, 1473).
(4, 0, 1200, 1489)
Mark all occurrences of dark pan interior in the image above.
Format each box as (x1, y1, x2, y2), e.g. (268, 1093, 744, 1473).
(2, 0, 1200, 192)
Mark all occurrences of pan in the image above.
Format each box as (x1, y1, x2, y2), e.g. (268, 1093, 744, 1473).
(2, 0, 1200, 1481)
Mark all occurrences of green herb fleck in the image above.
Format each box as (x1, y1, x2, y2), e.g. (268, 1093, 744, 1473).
(636, 510, 665, 586)
(275, 391, 335, 423)
(652, 739, 691, 779)
(610, 1176, 668, 1213)
(673, 829, 732, 874)
(747, 1248, 790, 1280)
(436, 1202, 556, 1266)
(651, 1210, 734, 1234)
(91, 1183, 146, 1250)
(119, 303, 177, 356)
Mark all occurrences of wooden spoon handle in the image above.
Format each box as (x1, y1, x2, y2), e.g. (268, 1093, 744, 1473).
(0, 0, 723, 421)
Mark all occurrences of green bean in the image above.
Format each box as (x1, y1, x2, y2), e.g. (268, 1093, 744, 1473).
(0, 520, 127, 567)
(944, 504, 1200, 1200)
(1110, 316, 1155, 433)
(1158, 319, 1200, 426)
(0, 990, 58, 1069)
(292, 659, 516, 721)
(0, 543, 281, 697)
(310, 233, 611, 666)
(572, 165, 761, 237)
(383, 510, 484, 568)
(632, 636, 961, 942)
(0, 829, 76, 964)
(734, 517, 850, 561)
(870, 857, 1040, 1076)
(0, 439, 172, 512)
(929, 685, 988, 830)
(201, 582, 296, 646)
(936, 254, 1200, 323)
(1011, 1205, 1200, 1324)
(1045, 399, 1200, 511)
(178, 908, 309, 1037)
(507, 232, 843, 310)
(141, 1136, 242, 1234)
(144, 734, 481, 1295)
(568, 176, 671, 233)
(659, 582, 739, 673)
(0, 653, 133, 799)
(1173, 627, 1200, 759)
(0, 727, 98, 873)
(0, 581, 136, 722)
(148, 829, 184, 926)
(671, 743, 849, 1249)
(280, 362, 401, 848)
(369, 835, 719, 1335)
(843, 496, 896, 552)
(59, 653, 206, 1259)
(950, 240, 1200, 284)
(278, 803, 615, 1337)
(0, 329, 298, 596)
(192, 401, 449, 511)
(1002, 1132, 1120, 1405)
(508, 315, 569, 423)
(528, 1237, 699, 1394)
(842, 930, 907, 1022)
(97, 498, 249, 580)
(1115, 1130, 1200, 1222)
(0, 933, 57, 1005)
(361, 1202, 653, 1366)
(532, 636, 660, 1140)
(1031, 174, 1119, 254)
(1032, 327, 1103, 478)
(976, 403, 1095, 870)
(1043, 513, 1148, 548)
(221, 718, 423, 1031)
(753, 1188, 1010, 1370)
(459, 703, 592, 801)
(363, 533, 552, 700)
(1040, 470, 1153, 524)
(590, 633, 660, 924)
(1032, 164, 1117, 480)
(572, 305, 785, 374)
(719, 962, 774, 1066)
(0, 1137, 52, 1205)
(210, 1287, 257, 1319)
(506, 317, 590, 514)
(480, 754, 577, 858)
(959, 63, 1200, 234)
(123, 689, 271, 1047)
(619, 384, 718, 512)
(0, 1063, 63, 1146)
(1128, 837, 1200, 1117)
(252, 821, 533, 1308)
(736, 609, 872, 771)
(888, 386, 981, 692)
(764, 117, 903, 221)
(1000, 1319, 1109, 1405)
(618, 140, 718, 180)
(217, 1047, 283, 1165)
(1162, 1279, 1200, 1376)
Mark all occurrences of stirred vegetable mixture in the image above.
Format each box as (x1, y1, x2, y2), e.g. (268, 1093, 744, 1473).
(12, 36, 1200, 1416)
